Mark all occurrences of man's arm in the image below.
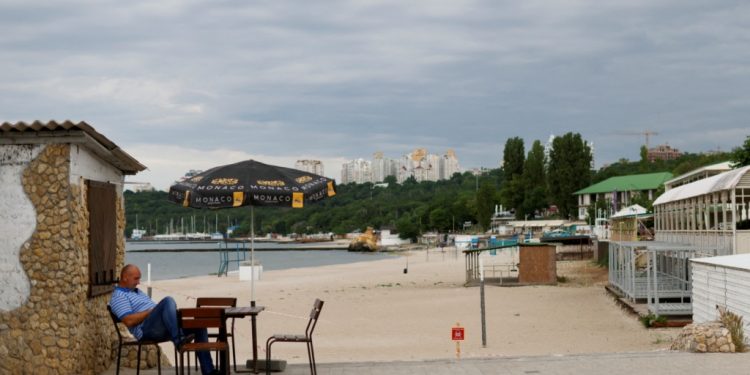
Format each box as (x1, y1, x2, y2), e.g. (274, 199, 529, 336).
(121, 308, 153, 328)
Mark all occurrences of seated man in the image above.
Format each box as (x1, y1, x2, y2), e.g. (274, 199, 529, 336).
(109, 264, 219, 375)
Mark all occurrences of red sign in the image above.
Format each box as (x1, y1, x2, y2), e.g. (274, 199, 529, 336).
(452, 327, 465, 341)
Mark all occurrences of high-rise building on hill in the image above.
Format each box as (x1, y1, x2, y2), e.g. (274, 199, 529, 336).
(441, 149, 460, 179)
(341, 158, 372, 184)
(295, 159, 324, 175)
(342, 149, 461, 184)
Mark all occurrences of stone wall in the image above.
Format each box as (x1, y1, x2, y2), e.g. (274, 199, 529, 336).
(0, 144, 128, 374)
(671, 322, 736, 353)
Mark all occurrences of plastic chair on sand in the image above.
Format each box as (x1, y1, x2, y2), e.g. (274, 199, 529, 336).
(265, 299, 324, 375)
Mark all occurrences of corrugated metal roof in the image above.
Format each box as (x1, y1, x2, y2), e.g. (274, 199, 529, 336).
(0, 120, 146, 174)
(653, 166, 750, 206)
(663, 161, 732, 186)
(574, 172, 673, 195)
(691, 253, 750, 271)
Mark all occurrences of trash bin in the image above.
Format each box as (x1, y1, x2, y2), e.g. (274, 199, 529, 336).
(239, 260, 263, 281)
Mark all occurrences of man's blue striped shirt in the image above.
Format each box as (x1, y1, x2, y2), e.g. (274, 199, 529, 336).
(109, 286, 157, 340)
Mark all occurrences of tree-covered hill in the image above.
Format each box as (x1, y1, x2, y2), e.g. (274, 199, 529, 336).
(124, 136, 748, 239)
(124, 170, 505, 240)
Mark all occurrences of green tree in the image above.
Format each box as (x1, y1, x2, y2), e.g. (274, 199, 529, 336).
(500, 137, 525, 214)
(547, 133, 593, 219)
(502, 137, 525, 178)
(731, 135, 750, 168)
(396, 214, 419, 241)
(520, 140, 547, 219)
(429, 207, 451, 231)
(476, 181, 496, 231)
(639, 145, 649, 172)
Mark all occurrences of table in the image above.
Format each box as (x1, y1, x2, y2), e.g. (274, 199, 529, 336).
(226, 305, 265, 373)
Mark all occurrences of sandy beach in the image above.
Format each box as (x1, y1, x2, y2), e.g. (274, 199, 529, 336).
(148, 248, 676, 365)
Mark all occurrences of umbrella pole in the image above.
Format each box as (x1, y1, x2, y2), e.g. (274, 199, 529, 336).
(251, 205, 256, 307)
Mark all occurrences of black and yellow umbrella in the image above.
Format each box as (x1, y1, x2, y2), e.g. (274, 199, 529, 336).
(168, 159, 336, 303)
(168, 159, 336, 209)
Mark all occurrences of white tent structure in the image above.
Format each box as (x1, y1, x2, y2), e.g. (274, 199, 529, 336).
(611, 204, 650, 219)
(691, 254, 750, 332)
(653, 165, 750, 254)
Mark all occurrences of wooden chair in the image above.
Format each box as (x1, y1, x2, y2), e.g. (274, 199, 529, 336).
(177, 307, 229, 375)
(265, 299, 324, 375)
(107, 305, 176, 375)
(195, 297, 238, 372)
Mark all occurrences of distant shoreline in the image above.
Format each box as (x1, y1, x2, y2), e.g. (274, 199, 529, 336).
(127, 245, 348, 252)
(126, 239, 349, 252)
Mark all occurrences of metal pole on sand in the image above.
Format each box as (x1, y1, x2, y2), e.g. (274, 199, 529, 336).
(480, 257, 487, 348)
(251, 205, 256, 307)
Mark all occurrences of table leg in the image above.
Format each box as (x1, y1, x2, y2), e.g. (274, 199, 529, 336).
(235, 313, 260, 373)
(252, 314, 259, 373)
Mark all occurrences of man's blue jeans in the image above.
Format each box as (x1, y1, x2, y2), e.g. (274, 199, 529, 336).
(141, 297, 215, 375)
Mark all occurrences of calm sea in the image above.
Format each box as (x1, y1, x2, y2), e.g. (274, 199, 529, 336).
(125, 241, 395, 281)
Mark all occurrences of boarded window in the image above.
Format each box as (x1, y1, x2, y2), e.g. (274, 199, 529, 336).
(87, 180, 117, 297)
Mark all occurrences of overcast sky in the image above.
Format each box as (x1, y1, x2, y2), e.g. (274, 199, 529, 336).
(1, 0, 748, 190)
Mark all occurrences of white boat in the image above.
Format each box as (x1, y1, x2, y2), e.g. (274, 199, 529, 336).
(131, 228, 147, 240)
(185, 232, 211, 240)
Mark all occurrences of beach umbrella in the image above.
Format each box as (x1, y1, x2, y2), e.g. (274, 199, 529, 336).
(167, 159, 337, 303)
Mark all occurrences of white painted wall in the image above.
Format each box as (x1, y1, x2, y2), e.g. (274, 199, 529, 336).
(379, 229, 411, 246)
(70, 145, 124, 194)
(737, 232, 750, 254)
(0, 144, 44, 311)
(692, 255, 750, 333)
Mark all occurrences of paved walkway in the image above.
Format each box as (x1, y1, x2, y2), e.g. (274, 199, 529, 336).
(102, 351, 750, 375)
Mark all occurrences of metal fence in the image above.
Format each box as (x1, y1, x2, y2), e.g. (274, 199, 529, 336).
(609, 241, 725, 316)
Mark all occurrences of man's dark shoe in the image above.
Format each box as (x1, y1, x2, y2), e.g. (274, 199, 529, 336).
(207, 370, 222, 375)
(175, 333, 195, 349)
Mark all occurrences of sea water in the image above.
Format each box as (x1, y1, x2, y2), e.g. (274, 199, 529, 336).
(125, 242, 394, 281)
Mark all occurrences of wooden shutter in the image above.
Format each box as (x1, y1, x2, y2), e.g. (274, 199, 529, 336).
(87, 180, 117, 297)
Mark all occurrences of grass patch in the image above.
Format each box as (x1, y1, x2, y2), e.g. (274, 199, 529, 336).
(718, 306, 746, 352)
(556, 275, 568, 283)
(651, 334, 670, 345)
(639, 313, 667, 328)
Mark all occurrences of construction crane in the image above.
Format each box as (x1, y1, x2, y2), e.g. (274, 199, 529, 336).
(611, 130, 659, 148)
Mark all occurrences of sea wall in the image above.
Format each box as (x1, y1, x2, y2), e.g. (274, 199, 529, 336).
(0, 144, 127, 374)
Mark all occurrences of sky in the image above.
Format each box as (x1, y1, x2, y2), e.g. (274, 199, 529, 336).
(1, 0, 748, 191)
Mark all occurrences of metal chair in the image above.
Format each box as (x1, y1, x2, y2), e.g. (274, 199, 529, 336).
(265, 299, 324, 375)
(107, 305, 175, 375)
(177, 307, 229, 375)
(195, 297, 238, 372)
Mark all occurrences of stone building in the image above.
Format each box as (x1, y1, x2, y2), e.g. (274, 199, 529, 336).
(0, 121, 145, 374)
(647, 144, 683, 162)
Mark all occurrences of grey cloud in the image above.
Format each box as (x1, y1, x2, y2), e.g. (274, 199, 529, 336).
(0, 0, 748, 179)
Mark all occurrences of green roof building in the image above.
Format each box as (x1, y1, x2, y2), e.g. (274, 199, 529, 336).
(574, 172, 673, 220)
